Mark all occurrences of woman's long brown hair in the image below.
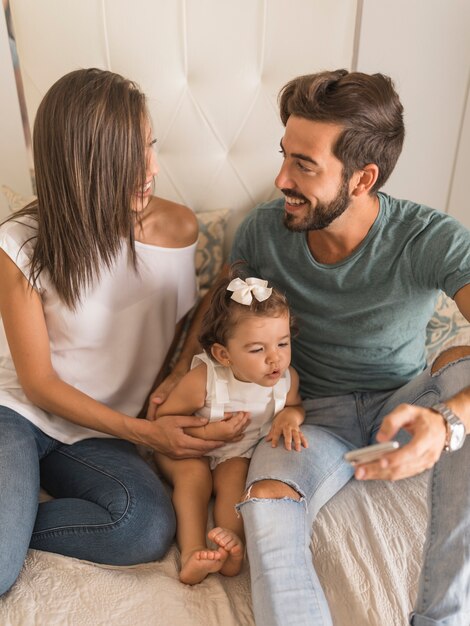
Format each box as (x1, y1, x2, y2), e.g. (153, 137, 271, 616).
(9, 68, 148, 308)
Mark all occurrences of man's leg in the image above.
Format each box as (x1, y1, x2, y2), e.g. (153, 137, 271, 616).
(238, 392, 367, 626)
(373, 349, 470, 626)
(372, 348, 470, 440)
(411, 439, 470, 626)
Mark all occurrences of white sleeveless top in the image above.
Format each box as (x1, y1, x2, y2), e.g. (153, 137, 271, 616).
(0, 216, 198, 443)
(191, 352, 290, 468)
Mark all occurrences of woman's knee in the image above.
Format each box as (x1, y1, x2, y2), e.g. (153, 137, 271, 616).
(117, 478, 176, 563)
(0, 552, 27, 597)
(0, 574, 19, 598)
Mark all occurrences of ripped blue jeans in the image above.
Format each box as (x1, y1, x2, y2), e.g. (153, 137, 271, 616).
(238, 358, 470, 626)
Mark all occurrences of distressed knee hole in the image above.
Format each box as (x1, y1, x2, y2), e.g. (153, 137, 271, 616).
(431, 345, 470, 374)
(243, 479, 301, 501)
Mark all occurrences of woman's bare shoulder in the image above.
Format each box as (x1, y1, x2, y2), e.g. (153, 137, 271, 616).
(138, 197, 198, 248)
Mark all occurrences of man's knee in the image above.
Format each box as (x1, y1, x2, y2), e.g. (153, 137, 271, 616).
(431, 345, 470, 374)
(245, 479, 301, 501)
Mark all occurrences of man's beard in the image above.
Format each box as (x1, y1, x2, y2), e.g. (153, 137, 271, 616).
(282, 176, 351, 232)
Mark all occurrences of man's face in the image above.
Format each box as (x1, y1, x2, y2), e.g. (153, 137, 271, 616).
(275, 116, 352, 231)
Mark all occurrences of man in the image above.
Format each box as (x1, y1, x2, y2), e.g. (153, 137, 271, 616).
(231, 70, 470, 626)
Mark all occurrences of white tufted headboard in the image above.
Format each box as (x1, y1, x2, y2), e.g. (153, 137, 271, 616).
(2, 0, 470, 243)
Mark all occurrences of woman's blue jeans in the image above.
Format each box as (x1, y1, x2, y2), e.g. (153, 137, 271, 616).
(0, 407, 176, 596)
(238, 358, 470, 626)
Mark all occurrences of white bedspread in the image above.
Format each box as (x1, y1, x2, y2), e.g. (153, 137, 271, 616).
(0, 473, 428, 626)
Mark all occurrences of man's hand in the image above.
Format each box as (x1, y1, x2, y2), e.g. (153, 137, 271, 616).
(266, 407, 308, 452)
(354, 403, 446, 481)
(145, 414, 224, 459)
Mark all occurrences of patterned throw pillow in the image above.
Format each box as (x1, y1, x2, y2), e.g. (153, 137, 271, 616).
(425, 291, 470, 364)
(195, 209, 230, 294)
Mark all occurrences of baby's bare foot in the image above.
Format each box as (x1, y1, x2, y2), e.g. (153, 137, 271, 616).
(179, 548, 227, 585)
(208, 527, 244, 577)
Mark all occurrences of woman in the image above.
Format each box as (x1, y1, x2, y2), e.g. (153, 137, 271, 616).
(0, 68, 229, 595)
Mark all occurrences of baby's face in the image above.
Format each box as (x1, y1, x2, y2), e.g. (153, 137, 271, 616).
(222, 313, 291, 386)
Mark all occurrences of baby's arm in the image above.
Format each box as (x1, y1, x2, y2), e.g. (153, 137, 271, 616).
(155, 363, 207, 417)
(266, 367, 307, 452)
(156, 364, 249, 442)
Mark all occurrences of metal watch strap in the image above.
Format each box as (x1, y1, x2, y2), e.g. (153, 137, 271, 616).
(432, 402, 462, 451)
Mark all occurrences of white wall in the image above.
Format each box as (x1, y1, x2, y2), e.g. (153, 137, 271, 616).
(1, 0, 469, 236)
(0, 5, 32, 217)
(357, 0, 470, 214)
(448, 81, 470, 229)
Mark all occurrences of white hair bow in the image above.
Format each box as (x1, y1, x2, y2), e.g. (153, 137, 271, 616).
(227, 277, 272, 305)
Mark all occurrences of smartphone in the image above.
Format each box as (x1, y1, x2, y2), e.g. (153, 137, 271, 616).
(344, 441, 399, 465)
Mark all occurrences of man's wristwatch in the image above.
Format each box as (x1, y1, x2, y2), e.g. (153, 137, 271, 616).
(431, 402, 466, 452)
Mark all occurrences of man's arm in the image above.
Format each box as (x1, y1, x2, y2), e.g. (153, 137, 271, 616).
(453, 282, 470, 323)
(356, 283, 470, 481)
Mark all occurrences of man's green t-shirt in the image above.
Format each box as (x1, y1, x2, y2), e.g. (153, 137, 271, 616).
(230, 193, 470, 399)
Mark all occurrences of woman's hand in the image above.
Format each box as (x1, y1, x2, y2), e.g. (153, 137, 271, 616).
(143, 414, 225, 459)
(354, 403, 446, 481)
(266, 407, 308, 452)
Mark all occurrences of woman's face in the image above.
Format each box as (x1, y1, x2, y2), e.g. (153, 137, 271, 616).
(131, 122, 159, 213)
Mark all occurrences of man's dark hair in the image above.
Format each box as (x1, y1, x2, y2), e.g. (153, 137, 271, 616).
(279, 69, 405, 193)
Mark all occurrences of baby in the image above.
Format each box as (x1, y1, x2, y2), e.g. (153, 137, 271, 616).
(154, 272, 307, 584)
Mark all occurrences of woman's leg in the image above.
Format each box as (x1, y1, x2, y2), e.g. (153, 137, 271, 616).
(0, 408, 47, 595)
(211, 457, 250, 576)
(32, 437, 176, 565)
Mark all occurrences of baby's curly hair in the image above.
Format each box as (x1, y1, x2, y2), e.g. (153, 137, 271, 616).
(199, 267, 294, 354)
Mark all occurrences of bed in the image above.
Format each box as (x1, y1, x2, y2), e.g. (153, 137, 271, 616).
(1, 186, 469, 626)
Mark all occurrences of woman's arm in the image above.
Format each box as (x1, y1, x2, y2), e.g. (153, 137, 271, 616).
(0, 250, 222, 458)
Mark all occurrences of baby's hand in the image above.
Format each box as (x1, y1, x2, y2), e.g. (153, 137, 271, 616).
(266, 417, 308, 452)
(206, 411, 250, 442)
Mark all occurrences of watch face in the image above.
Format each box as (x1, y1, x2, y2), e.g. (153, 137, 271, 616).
(450, 423, 466, 451)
